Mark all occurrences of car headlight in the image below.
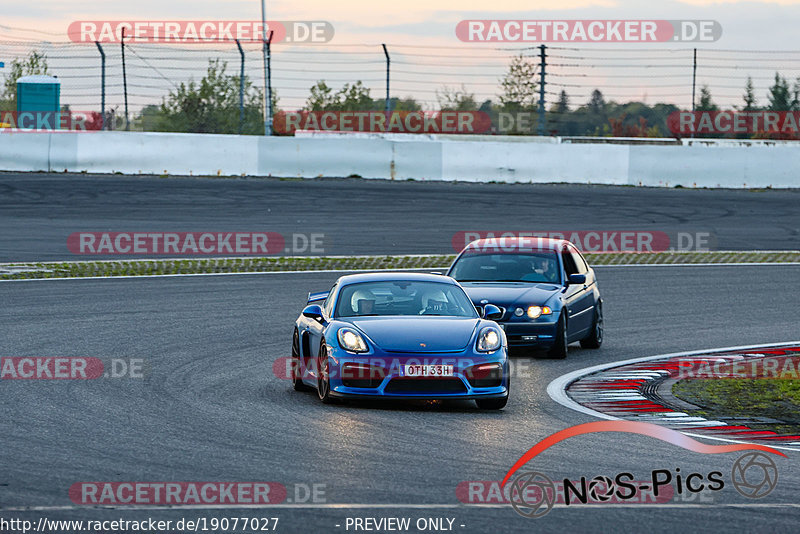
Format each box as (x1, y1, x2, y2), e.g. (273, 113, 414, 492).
(337, 328, 368, 353)
(527, 306, 552, 319)
(477, 326, 502, 352)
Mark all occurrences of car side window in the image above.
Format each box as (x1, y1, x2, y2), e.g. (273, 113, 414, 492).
(569, 246, 589, 274)
(323, 284, 337, 318)
(562, 247, 579, 276)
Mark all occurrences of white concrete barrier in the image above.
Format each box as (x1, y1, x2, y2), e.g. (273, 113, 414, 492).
(0, 130, 797, 188)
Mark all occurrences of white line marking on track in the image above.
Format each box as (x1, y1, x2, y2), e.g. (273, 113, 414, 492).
(546, 341, 800, 453)
(5, 503, 800, 512)
(2, 262, 798, 282)
(0, 268, 436, 282)
(595, 263, 800, 267)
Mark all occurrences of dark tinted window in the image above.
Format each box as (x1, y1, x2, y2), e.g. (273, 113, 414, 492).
(562, 247, 579, 276)
(569, 246, 589, 274)
(450, 252, 561, 283)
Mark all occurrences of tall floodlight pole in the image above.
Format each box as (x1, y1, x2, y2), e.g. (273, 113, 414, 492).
(95, 41, 106, 130)
(261, 0, 272, 136)
(121, 29, 129, 131)
(382, 44, 390, 116)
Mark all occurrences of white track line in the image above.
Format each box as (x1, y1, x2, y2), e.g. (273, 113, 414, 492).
(2, 263, 798, 282)
(5, 503, 800, 512)
(0, 268, 437, 282)
(547, 342, 800, 453)
(594, 262, 800, 267)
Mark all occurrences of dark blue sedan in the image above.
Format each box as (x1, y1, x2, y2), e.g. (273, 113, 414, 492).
(291, 272, 510, 409)
(446, 237, 603, 358)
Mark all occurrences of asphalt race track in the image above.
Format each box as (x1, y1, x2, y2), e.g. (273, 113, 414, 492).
(1, 172, 800, 261)
(2, 265, 800, 533)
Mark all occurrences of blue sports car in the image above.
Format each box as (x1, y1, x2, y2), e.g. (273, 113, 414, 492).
(446, 237, 603, 359)
(291, 272, 510, 409)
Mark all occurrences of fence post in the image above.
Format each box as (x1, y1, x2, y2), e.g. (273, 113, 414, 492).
(95, 41, 105, 130)
(121, 29, 129, 131)
(537, 44, 547, 136)
(267, 30, 273, 136)
(382, 44, 390, 116)
(236, 39, 245, 135)
(691, 48, 697, 112)
(691, 48, 697, 139)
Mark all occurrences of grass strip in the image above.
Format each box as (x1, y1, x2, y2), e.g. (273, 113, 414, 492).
(672, 378, 800, 435)
(1, 250, 799, 280)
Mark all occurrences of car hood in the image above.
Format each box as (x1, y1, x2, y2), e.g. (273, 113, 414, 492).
(345, 316, 479, 353)
(460, 282, 561, 308)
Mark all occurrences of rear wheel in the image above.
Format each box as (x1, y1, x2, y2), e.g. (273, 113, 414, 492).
(580, 301, 603, 349)
(316, 343, 335, 404)
(292, 330, 311, 391)
(546, 311, 568, 359)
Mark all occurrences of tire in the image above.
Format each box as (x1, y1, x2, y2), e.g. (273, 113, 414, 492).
(476, 396, 508, 410)
(546, 311, 568, 359)
(580, 301, 603, 349)
(316, 342, 335, 404)
(292, 330, 312, 391)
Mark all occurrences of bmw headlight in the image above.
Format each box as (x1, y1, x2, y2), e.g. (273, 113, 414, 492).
(526, 306, 552, 319)
(337, 328, 368, 353)
(477, 326, 502, 352)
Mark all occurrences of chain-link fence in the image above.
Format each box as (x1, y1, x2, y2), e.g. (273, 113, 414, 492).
(2, 38, 800, 137)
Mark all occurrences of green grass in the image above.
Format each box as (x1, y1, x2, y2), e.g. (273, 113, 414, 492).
(672, 379, 800, 435)
(1, 250, 799, 281)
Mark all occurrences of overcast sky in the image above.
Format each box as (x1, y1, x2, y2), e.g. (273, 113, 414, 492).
(4, 0, 800, 48)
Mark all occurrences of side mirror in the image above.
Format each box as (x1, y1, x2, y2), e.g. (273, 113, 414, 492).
(302, 304, 324, 322)
(568, 274, 587, 285)
(482, 304, 503, 321)
(430, 271, 444, 275)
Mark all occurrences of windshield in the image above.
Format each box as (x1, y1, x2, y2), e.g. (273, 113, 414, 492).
(335, 281, 478, 318)
(449, 252, 561, 284)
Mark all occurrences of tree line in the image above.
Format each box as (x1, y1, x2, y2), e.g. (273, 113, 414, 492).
(3, 51, 799, 138)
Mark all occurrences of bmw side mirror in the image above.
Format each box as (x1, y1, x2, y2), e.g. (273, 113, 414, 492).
(302, 304, 324, 322)
(483, 304, 503, 321)
(568, 274, 587, 285)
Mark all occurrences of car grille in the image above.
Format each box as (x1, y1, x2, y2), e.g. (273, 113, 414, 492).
(476, 306, 507, 320)
(384, 378, 467, 394)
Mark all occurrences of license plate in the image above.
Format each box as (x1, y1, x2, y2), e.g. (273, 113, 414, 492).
(402, 364, 454, 377)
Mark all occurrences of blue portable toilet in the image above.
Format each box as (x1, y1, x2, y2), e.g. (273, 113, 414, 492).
(16, 75, 61, 129)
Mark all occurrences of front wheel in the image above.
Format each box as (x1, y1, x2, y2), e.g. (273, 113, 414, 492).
(580, 301, 603, 349)
(316, 343, 335, 404)
(546, 311, 568, 359)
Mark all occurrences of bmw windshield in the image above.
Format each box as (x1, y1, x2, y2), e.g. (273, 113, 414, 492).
(450, 252, 562, 284)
